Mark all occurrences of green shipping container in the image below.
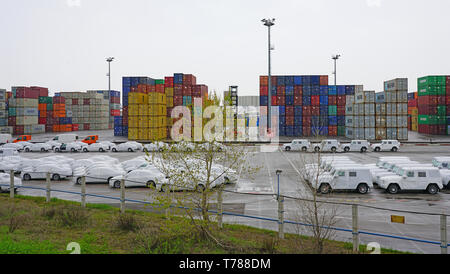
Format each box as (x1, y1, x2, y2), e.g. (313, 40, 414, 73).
(8, 108, 16, 117)
(418, 115, 437, 125)
(437, 106, 446, 116)
(155, 79, 165, 85)
(328, 106, 337, 116)
(418, 76, 446, 87)
(418, 85, 439, 96)
(39, 96, 53, 104)
(47, 103, 53, 111)
(437, 116, 446, 125)
(338, 126, 345, 136)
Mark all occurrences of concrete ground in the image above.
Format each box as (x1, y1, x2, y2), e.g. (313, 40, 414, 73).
(9, 143, 450, 254)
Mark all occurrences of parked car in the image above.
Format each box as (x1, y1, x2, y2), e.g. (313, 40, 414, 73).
(126, 141, 143, 151)
(82, 135, 99, 145)
(24, 143, 52, 152)
(54, 143, 83, 153)
(341, 140, 370, 153)
(143, 142, 170, 152)
(111, 142, 139, 152)
(0, 148, 19, 157)
(13, 135, 31, 143)
(171, 141, 196, 152)
(283, 139, 311, 152)
(12, 141, 33, 152)
(75, 165, 125, 185)
(109, 168, 168, 189)
(313, 167, 373, 194)
(51, 134, 79, 144)
(432, 157, 450, 170)
(99, 141, 115, 150)
(312, 140, 341, 153)
(200, 142, 227, 152)
(378, 167, 443, 194)
(22, 163, 72, 181)
(0, 173, 22, 193)
(82, 143, 109, 152)
(0, 134, 12, 145)
(1, 143, 23, 152)
(371, 140, 401, 152)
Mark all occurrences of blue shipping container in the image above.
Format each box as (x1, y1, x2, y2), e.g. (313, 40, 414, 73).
(328, 86, 337, 95)
(294, 76, 303, 86)
(260, 96, 268, 106)
(320, 96, 329, 106)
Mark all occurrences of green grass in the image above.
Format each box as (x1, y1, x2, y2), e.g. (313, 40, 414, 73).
(0, 194, 410, 254)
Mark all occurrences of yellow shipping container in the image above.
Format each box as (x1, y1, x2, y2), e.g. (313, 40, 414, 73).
(129, 93, 146, 104)
(138, 117, 149, 128)
(129, 117, 139, 128)
(165, 88, 174, 97)
(128, 104, 139, 116)
(148, 93, 157, 105)
(128, 128, 139, 140)
(166, 97, 174, 108)
(138, 105, 148, 116)
(138, 128, 148, 140)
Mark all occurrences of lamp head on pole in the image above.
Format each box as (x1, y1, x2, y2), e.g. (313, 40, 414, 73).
(262, 18, 275, 27)
(106, 57, 115, 63)
(276, 170, 282, 176)
(332, 54, 341, 61)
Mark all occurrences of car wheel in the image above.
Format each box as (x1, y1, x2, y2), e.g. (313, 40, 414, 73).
(314, 147, 320, 153)
(55, 148, 60, 152)
(344, 147, 350, 153)
(147, 180, 156, 189)
(331, 147, 337, 153)
(319, 183, 331, 194)
(112, 148, 117, 152)
(302, 147, 308, 152)
(160, 184, 169, 193)
(99, 148, 104, 152)
(128, 148, 133, 152)
(391, 147, 398, 152)
(25, 148, 30, 152)
(357, 183, 369, 194)
(113, 180, 121, 189)
(107, 177, 113, 185)
(361, 147, 367, 153)
(23, 174, 31, 181)
(83, 148, 88, 152)
(41, 148, 45, 152)
(387, 184, 400, 194)
(285, 146, 291, 152)
(71, 148, 76, 152)
(427, 184, 439, 195)
(196, 184, 206, 193)
(52, 174, 61, 181)
(76, 177, 82, 185)
(375, 147, 381, 152)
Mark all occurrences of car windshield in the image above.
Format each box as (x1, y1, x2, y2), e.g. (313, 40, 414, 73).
(397, 169, 405, 176)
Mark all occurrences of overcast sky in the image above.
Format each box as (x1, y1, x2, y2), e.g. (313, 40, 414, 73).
(1, 0, 449, 97)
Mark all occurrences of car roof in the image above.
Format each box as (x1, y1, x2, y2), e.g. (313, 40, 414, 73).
(400, 167, 439, 171)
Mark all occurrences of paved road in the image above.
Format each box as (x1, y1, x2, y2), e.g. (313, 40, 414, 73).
(9, 144, 450, 254)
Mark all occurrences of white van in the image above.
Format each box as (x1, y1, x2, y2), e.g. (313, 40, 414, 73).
(52, 134, 79, 144)
(0, 134, 12, 145)
(379, 167, 443, 194)
(314, 167, 373, 194)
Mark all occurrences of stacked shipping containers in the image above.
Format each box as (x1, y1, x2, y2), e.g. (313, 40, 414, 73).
(407, 92, 419, 132)
(346, 79, 408, 140)
(8, 87, 43, 135)
(417, 76, 450, 135)
(0, 89, 11, 134)
(259, 75, 354, 137)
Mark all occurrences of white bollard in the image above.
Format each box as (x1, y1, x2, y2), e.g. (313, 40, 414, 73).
(46, 172, 51, 202)
(9, 170, 14, 199)
(81, 176, 86, 208)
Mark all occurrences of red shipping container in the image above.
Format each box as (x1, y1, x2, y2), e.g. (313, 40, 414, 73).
(137, 84, 147, 93)
(438, 125, 447, 135)
(303, 116, 311, 126)
(72, 99, 78, 105)
(328, 126, 337, 136)
(148, 85, 156, 93)
(286, 116, 294, 126)
(337, 96, 346, 106)
(84, 124, 90, 131)
(83, 99, 90, 105)
(38, 117, 46, 124)
(45, 125, 53, 133)
(446, 76, 450, 85)
(294, 86, 303, 96)
(260, 86, 268, 96)
(311, 106, 320, 116)
(8, 117, 15, 126)
(156, 84, 164, 93)
(14, 126, 24, 135)
(183, 85, 192, 96)
(174, 96, 183, 106)
(320, 75, 329, 86)
(164, 77, 174, 88)
(418, 95, 437, 106)
(277, 86, 285, 96)
(286, 106, 294, 116)
(183, 74, 197, 86)
(418, 105, 437, 115)
(337, 106, 346, 116)
(131, 86, 138, 93)
(260, 76, 268, 86)
(311, 96, 320, 106)
(328, 96, 337, 105)
(437, 95, 446, 105)
(31, 86, 49, 97)
(271, 96, 278, 106)
(408, 99, 418, 108)
(303, 106, 311, 116)
(174, 84, 183, 96)
(302, 126, 311, 137)
(277, 96, 285, 106)
(72, 124, 79, 131)
(294, 96, 302, 106)
(53, 96, 66, 104)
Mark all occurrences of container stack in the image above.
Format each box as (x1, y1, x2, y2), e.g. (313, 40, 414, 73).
(52, 94, 71, 132)
(8, 87, 41, 135)
(109, 90, 121, 129)
(383, 78, 408, 140)
(417, 76, 450, 135)
(259, 75, 354, 137)
(0, 89, 12, 134)
(345, 90, 375, 140)
(407, 92, 418, 132)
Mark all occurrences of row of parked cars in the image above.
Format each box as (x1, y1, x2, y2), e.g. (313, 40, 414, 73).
(283, 139, 401, 153)
(0, 152, 238, 193)
(306, 156, 450, 195)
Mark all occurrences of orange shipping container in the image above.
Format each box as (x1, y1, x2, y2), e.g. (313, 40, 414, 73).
(53, 104, 65, 111)
(53, 125, 60, 132)
(40, 110, 47, 118)
(38, 104, 47, 111)
(53, 110, 66, 118)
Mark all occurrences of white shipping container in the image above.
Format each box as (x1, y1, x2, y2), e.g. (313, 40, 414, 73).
(0, 126, 13, 134)
(365, 128, 375, 140)
(355, 91, 365, 104)
(358, 116, 365, 128)
(397, 103, 408, 115)
(376, 128, 387, 140)
(355, 85, 364, 93)
(386, 116, 397, 128)
(364, 103, 375, 115)
(345, 116, 354, 127)
(386, 92, 397, 103)
(397, 128, 408, 140)
(396, 91, 408, 103)
(345, 104, 354, 115)
(397, 116, 407, 128)
(16, 108, 39, 116)
(0, 110, 7, 118)
(364, 91, 375, 103)
(386, 104, 396, 115)
(346, 95, 355, 105)
(376, 116, 386, 127)
(384, 78, 408, 92)
(364, 116, 375, 128)
(386, 128, 398, 140)
(345, 128, 354, 139)
(16, 116, 38, 126)
(376, 104, 386, 115)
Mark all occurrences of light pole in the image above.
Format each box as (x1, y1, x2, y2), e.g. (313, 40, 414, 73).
(332, 54, 341, 87)
(106, 57, 115, 93)
(276, 169, 282, 200)
(262, 18, 275, 132)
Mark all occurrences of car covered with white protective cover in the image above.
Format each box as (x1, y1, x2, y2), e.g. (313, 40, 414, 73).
(82, 143, 109, 152)
(313, 166, 373, 194)
(111, 142, 139, 152)
(24, 143, 52, 152)
(371, 140, 401, 152)
(312, 140, 341, 153)
(283, 139, 311, 152)
(1, 143, 23, 152)
(99, 141, 115, 150)
(110, 167, 168, 189)
(0, 173, 22, 192)
(75, 164, 125, 185)
(54, 142, 83, 153)
(21, 161, 73, 181)
(143, 142, 170, 152)
(341, 140, 370, 153)
(378, 167, 443, 194)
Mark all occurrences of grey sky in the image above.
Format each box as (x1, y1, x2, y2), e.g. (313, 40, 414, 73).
(1, 0, 449, 97)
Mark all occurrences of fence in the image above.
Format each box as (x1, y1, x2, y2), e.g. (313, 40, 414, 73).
(1, 169, 449, 254)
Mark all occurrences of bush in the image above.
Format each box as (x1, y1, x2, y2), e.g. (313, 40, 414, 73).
(2, 203, 28, 233)
(56, 206, 90, 228)
(114, 213, 141, 232)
